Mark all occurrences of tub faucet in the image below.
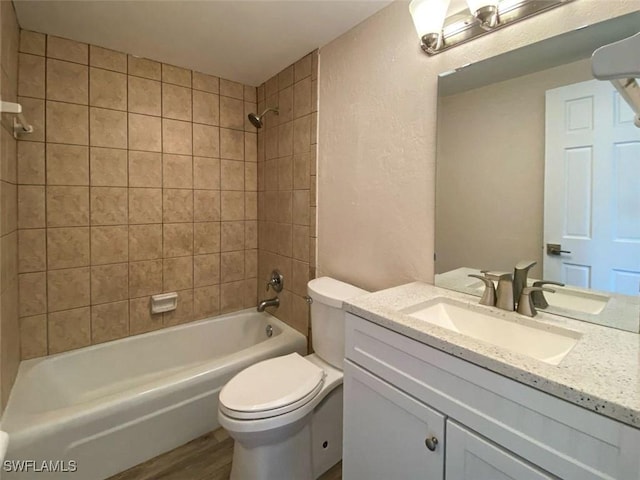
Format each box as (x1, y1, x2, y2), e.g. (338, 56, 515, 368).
(257, 297, 279, 312)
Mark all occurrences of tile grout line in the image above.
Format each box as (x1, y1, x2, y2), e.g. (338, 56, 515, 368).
(42, 33, 50, 356)
(160, 65, 168, 326)
(190, 69, 195, 320)
(124, 48, 131, 338)
(87, 43, 93, 346)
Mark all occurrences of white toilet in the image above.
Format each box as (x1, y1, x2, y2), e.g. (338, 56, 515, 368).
(218, 277, 368, 480)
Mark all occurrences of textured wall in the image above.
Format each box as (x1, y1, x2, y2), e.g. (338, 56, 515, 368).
(256, 52, 318, 336)
(0, 0, 20, 410)
(317, 0, 640, 292)
(16, 31, 258, 358)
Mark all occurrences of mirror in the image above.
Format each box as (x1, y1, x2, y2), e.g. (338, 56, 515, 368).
(435, 12, 640, 332)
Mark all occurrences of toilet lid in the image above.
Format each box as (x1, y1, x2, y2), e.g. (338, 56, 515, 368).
(219, 353, 325, 419)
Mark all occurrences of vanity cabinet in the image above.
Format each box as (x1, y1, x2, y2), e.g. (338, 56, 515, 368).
(343, 313, 640, 480)
(343, 361, 445, 479)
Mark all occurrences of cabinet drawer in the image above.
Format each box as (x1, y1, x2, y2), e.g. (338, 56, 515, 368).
(345, 313, 640, 480)
(343, 360, 445, 480)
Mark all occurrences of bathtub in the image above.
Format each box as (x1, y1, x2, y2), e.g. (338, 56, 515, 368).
(1, 309, 306, 479)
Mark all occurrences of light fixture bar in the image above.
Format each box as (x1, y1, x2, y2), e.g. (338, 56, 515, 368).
(426, 0, 573, 56)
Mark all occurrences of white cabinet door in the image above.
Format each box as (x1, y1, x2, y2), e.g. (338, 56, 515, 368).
(446, 421, 557, 480)
(343, 360, 445, 480)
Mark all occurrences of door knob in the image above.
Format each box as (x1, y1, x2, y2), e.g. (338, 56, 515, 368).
(424, 436, 438, 452)
(546, 243, 571, 256)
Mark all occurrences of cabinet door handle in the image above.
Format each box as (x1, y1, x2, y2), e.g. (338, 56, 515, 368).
(424, 436, 438, 451)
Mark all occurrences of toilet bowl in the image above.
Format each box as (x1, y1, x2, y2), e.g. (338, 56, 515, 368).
(218, 277, 368, 480)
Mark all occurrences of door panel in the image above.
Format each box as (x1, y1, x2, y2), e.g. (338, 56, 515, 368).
(563, 263, 591, 288)
(342, 360, 445, 480)
(612, 142, 640, 241)
(563, 146, 593, 239)
(445, 421, 557, 480)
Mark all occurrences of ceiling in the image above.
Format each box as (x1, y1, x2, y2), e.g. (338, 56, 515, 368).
(13, 0, 392, 86)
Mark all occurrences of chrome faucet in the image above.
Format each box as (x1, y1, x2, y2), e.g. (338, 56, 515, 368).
(513, 260, 536, 304)
(257, 270, 284, 312)
(472, 261, 561, 317)
(257, 297, 280, 312)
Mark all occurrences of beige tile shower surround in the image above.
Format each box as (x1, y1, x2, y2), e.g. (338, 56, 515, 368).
(0, 1, 20, 410)
(256, 52, 318, 337)
(16, 30, 268, 359)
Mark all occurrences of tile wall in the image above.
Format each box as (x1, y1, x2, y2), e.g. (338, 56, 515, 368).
(0, 0, 20, 409)
(257, 52, 318, 335)
(16, 31, 259, 358)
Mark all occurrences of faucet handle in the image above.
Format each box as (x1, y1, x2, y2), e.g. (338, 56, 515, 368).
(468, 274, 496, 306)
(531, 281, 564, 308)
(266, 270, 284, 293)
(517, 287, 555, 317)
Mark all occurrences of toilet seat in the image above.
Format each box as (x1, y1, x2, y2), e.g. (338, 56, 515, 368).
(219, 353, 326, 420)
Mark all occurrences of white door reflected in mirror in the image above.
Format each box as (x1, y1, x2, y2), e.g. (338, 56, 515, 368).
(434, 11, 640, 332)
(544, 79, 640, 296)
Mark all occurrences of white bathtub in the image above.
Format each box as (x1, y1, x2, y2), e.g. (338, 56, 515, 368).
(1, 309, 306, 479)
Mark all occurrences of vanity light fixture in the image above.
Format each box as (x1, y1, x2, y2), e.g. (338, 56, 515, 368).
(409, 0, 451, 54)
(466, 0, 499, 30)
(409, 0, 573, 56)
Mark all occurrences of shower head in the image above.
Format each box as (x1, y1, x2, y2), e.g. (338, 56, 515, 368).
(247, 112, 262, 129)
(247, 107, 279, 129)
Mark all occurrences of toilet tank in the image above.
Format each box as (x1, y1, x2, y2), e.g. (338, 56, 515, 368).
(307, 277, 368, 369)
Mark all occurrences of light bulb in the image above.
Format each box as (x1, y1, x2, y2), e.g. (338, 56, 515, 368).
(409, 0, 451, 38)
(465, 0, 500, 29)
(465, 0, 499, 15)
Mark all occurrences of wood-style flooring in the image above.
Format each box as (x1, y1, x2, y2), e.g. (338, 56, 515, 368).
(109, 428, 342, 480)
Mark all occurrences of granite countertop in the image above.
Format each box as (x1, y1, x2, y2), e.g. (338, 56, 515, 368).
(344, 282, 640, 428)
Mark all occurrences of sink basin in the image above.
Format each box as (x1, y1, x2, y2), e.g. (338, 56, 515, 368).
(467, 281, 609, 315)
(401, 298, 581, 365)
(542, 289, 609, 315)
